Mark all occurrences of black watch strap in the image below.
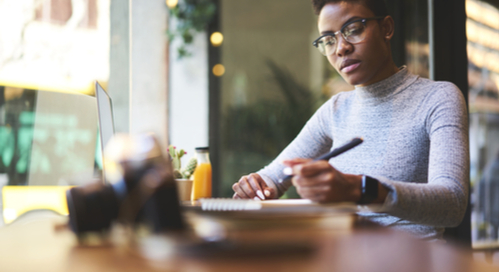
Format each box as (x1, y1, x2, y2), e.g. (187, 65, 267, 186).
(358, 175, 379, 204)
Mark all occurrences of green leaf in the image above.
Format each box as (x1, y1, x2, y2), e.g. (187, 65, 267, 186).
(168, 0, 216, 59)
(182, 31, 193, 44)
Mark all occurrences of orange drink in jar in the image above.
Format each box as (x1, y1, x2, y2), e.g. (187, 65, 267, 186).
(191, 147, 212, 200)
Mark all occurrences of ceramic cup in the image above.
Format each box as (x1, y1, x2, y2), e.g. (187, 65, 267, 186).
(175, 179, 193, 202)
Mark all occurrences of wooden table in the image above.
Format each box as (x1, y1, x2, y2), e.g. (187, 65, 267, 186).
(0, 209, 497, 272)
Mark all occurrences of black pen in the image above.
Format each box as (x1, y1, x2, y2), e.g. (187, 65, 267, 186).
(278, 137, 364, 189)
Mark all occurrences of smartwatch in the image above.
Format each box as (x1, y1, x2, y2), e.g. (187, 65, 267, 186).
(358, 175, 379, 204)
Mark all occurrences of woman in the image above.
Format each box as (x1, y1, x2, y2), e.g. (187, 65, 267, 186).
(232, 0, 469, 241)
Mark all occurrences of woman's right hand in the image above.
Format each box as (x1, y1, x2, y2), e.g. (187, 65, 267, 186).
(232, 173, 276, 200)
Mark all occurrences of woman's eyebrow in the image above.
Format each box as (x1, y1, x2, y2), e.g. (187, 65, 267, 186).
(340, 16, 363, 27)
(319, 16, 363, 35)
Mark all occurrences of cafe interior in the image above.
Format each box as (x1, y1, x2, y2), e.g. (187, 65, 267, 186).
(0, 0, 498, 271)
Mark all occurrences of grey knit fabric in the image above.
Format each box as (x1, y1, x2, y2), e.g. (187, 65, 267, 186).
(257, 67, 469, 240)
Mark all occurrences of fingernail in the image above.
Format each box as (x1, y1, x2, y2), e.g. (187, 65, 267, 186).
(253, 196, 261, 201)
(264, 190, 271, 197)
(256, 190, 265, 200)
(283, 167, 293, 175)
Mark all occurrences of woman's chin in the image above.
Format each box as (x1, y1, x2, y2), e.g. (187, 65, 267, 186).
(342, 75, 365, 87)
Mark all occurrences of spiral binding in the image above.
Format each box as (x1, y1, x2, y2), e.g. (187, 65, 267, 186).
(199, 198, 262, 211)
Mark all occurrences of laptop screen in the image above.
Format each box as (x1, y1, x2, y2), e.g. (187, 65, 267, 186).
(95, 82, 115, 183)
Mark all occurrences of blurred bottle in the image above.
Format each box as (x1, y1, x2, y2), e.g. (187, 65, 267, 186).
(191, 147, 212, 200)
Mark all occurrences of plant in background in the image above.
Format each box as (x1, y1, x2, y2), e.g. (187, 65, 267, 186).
(222, 60, 328, 158)
(220, 60, 328, 198)
(168, 145, 198, 179)
(167, 0, 216, 58)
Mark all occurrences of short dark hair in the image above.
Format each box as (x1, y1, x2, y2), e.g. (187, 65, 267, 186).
(311, 0, 388, 16)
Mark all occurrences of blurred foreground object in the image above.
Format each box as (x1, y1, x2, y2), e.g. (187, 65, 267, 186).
(66, 133, 184, 234)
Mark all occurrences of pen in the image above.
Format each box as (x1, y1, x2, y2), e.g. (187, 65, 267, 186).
(278, 137, 364, 188)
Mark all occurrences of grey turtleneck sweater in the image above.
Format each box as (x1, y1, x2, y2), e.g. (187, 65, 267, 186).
(257, 67, 469, 240)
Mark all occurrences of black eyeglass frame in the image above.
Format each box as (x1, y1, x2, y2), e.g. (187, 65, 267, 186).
(312, 16, 385, 52)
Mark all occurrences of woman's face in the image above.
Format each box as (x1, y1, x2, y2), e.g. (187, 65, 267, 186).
(318, 2, 395, 86)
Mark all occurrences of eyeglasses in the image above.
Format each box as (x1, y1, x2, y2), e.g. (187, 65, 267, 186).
(312, 17, 384, 56)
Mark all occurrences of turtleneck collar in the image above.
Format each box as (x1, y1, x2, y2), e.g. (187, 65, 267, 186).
(354, 66, 418, 103)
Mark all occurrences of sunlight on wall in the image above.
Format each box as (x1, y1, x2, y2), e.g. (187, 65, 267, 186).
(0, 0, 110, 95)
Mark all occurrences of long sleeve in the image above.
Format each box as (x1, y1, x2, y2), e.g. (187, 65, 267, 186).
(255, 67, 470, 239)
(377, 82, 469, 227)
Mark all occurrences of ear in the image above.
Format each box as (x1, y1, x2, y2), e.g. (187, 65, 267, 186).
(380, 16, 395, 41)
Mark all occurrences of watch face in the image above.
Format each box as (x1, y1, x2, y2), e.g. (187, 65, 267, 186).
(359, 175, 378, 204)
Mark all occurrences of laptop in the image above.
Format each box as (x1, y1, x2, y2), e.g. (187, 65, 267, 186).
(2, 83, 115, 224)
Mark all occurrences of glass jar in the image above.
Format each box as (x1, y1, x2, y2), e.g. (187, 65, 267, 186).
(191, 147, 212, 200)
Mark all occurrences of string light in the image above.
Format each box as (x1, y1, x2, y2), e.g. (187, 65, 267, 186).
(210, 32, 224, 47)
(213, 64, 225, 77)
(166, 0, 178, 8)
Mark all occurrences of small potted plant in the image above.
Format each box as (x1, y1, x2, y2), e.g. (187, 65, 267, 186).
(168, 145, 197, 201)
